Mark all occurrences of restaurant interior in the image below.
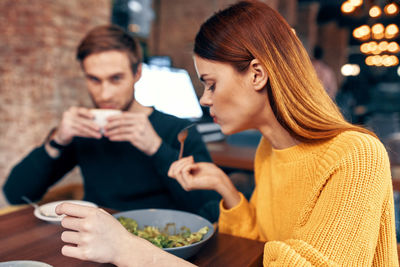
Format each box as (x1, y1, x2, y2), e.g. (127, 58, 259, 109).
(1, 0, 400, 265)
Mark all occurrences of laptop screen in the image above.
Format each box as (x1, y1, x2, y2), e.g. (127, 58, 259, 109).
(134, 63, 203, 120)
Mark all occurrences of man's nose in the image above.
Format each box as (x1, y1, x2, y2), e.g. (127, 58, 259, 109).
(199, 90, 212, 107)
(99, 82, 114, 100)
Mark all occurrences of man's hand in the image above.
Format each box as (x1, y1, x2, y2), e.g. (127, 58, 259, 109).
(104, 112, 162, 156)
(54, 107, 102, 145)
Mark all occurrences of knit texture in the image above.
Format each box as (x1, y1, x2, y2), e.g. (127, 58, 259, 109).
(219, 131, 398, 266)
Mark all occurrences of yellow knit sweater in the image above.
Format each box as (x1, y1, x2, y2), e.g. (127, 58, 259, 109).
(219, 131, 398, 266)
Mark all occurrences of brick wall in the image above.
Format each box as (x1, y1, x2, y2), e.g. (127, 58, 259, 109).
(0, 0, 111, 208)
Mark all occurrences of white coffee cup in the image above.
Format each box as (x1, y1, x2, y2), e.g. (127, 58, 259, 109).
(90, 109, 122, 132)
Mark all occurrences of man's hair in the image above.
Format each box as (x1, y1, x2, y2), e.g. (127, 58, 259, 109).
(76, 25, 142, 74)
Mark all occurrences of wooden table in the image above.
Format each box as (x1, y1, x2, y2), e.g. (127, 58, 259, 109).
(0, 207, 264, 266)
(207, 141, 256, 171)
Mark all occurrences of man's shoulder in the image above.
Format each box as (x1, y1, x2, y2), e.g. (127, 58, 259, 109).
(150, 109, 190, 127)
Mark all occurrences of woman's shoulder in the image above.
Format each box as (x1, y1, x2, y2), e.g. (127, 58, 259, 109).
(254, 130, 388, 169)
(328, 130, 386, 156)
(324, 130, 390, 172)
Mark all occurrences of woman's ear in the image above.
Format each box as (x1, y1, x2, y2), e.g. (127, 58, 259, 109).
(249, 59, 268, 91)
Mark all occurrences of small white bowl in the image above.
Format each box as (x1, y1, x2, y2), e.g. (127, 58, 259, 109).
(33, 200, 98, 223)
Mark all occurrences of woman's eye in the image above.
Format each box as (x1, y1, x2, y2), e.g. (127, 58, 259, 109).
(208, 84, 216, 91)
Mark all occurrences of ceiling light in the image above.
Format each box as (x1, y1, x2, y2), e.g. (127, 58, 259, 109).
(372, 23, 385, 34)
(349, 0, 363, 7)
(128, 0, 143, 13)
(382, 55, 392, 67)
(353, 25, 371, 40)
(353, 28, 362, 38)
(382, 55, 399, 67)
(385, 24, 399, 39)
(341, 64, 360, 76)
(374, 56, 383, 66)
(369, 5, 382, 17)
(378, 41, 388, 52)
(384, 3, 399, 15)
(360, 43, 369, 54)
(367, 41, 378, 51)
(342, 2, 355, 13)
(365, 56, 374, 66)
(388, 42, 400, 53)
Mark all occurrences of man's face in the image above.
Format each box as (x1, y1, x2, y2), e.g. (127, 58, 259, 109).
(82, 50, 141, 110)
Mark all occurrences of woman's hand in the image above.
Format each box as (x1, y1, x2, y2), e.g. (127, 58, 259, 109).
(55, 203, 134, 265)
(56, 203, 196, 267)
(168, 156, 241, 209)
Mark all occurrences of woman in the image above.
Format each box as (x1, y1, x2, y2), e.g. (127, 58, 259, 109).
(56, 1, 398, 266)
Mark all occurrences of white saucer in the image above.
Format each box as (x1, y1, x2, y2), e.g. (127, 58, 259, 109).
(33, 200, 98, 223)
(0, 260, 52, 267)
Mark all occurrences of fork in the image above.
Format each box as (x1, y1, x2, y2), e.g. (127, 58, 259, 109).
(21, 196, 59, 218)
(177, 124, 195, 159)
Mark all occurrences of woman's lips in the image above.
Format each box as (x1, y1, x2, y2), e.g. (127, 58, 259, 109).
(210, 113, 218, 123)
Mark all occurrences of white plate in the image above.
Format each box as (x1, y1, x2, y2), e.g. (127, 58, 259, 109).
(33, 200, 98, 223)
(0, 260, 52, 267)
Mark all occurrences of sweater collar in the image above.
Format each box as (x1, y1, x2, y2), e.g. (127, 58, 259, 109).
(269, 140, 320, 163)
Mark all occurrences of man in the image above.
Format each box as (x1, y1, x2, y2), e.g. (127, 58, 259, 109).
(3, 25, 219, 221)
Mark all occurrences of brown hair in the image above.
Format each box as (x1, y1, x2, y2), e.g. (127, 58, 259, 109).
(194, 0, 374, 142)
(77, 25, 142, 74)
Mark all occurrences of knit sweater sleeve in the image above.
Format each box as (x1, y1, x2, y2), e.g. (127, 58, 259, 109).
(262, 134, 398, 266)
(217, 139, 265, 239)
(218, 191, 260, 239)
(3, 143, 77, 204)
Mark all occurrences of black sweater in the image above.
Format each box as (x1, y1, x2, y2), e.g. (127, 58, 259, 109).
(3, 110, 220, 221)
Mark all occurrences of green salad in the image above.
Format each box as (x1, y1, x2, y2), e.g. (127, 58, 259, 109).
(117, 216, 209, 248)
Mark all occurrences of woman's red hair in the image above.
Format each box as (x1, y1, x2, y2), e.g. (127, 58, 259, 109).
(194, 0, 374, 142)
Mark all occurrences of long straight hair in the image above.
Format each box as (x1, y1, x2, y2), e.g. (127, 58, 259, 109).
(194, 0, 374, 142)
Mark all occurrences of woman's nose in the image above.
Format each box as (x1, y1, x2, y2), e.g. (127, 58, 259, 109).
(199, 90, 212, 107)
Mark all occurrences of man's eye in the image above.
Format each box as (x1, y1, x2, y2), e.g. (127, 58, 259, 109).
(111, 76, 122, 82)
(88, 77, 100, 83)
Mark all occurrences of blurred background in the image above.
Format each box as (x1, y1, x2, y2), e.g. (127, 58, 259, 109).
(0, 0, 399, 208)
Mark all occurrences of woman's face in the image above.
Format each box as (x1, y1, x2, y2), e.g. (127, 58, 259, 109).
(194, 55, 269, 135)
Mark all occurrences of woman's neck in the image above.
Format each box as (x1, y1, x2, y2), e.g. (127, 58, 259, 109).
(258, 117, 299, 150)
